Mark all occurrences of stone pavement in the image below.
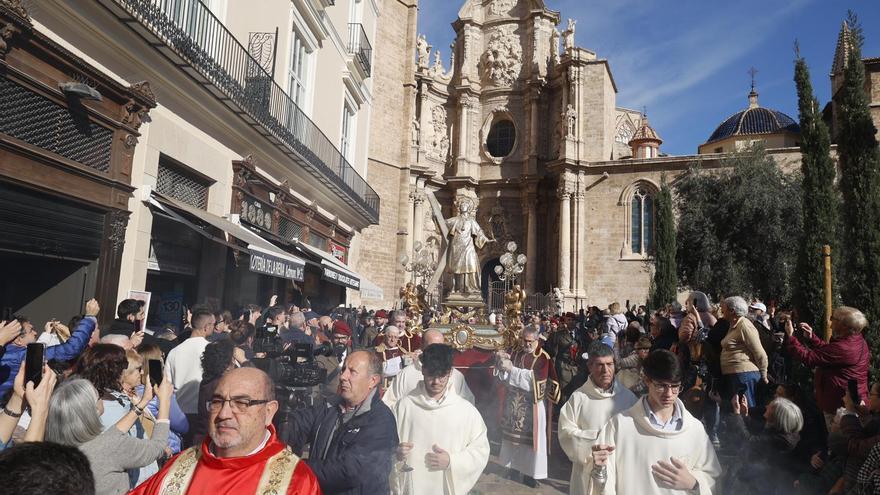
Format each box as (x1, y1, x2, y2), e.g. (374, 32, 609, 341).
(471, 423, 572, 495)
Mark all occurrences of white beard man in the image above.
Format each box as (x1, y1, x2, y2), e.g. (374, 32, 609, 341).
(391, 344, 489, 495)
(558, 341, 638, 494)
(591, 349, 721, 494)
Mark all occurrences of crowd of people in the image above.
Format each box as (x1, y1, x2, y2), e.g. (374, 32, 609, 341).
(0, 290, 876, 495)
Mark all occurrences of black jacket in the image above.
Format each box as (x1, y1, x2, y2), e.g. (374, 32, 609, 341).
(281, 388, 398, 495)
(104, 318, 177, 357)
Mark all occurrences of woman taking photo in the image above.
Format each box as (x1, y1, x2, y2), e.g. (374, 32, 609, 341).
(45, 376, 172, 495)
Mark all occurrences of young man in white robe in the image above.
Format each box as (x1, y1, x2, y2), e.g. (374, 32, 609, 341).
(591, 349, 722, 494)
(391, 344, 489, 495)
(559, 341, 638, 495)
(382, 329, 475, 408)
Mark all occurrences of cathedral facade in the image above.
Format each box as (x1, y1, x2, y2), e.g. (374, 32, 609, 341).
(354, 0, 874, 311)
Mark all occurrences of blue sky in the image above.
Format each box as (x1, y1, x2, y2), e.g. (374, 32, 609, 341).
(417, 0, 880, 156)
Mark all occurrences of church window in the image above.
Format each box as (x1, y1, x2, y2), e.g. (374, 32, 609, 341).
(631, 188, 654, 255)
(486, 120, 515, 158)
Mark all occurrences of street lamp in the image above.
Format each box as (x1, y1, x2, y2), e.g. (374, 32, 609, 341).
(493, 241, 527, 290)
(400, 241, 437, 287)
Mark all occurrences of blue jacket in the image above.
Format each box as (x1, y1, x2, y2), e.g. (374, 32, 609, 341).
(0, 316, 96, 400)
(282, 388, 398, 495)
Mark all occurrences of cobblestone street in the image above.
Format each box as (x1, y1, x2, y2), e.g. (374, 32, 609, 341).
(472, 425, 571, 494)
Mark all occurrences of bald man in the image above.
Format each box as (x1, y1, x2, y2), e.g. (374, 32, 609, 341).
(382, 329, 474, 407)
(131, 368, 321, 494)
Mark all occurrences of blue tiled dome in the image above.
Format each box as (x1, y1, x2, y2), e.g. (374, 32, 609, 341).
(707, 92, 800, 143)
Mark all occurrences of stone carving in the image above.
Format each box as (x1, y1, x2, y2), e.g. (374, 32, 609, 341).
(416, 34, 430, 69)
(563, 18, 576, 52)
(431, 49, 443, 76)
(122, 134, 138, 155)
(489, 199, 508, 241)
(448, 43, 456, 76)
(411, 117, 420, 146)
(444, 197, 492, 297)
(482, 27, 522, 87)
(108, 210, 129, 256)
(430, 105, 449, 159)
(564, 104, 577, 139)
(552, 287, 564, 315)
(490, 0, 514, 16)
(1, 0, 29, 21)
(129, 81, 156, 103)
(0, 20, 20, 59)
(550, 28, 560, 65)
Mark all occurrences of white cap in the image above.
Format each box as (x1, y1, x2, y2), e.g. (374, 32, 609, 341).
(749, 302, 767, 313)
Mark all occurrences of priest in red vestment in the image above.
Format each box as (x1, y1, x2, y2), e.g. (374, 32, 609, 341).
(129, 367, 321, 495)
(373, 310, 421, 354)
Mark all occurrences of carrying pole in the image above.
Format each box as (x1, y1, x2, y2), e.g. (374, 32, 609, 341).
(823, 245, 833, 341)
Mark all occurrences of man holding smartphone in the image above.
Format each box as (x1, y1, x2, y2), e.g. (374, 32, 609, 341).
(0, 299, 100, 400)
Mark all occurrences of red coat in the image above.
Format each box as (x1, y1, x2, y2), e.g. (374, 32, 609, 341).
(786, 332, 870, 414)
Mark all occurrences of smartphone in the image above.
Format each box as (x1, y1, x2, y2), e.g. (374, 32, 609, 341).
(848, 379, 861, 405)
(147, 359, 164, 387)
(24, 343, 45, 387)
(1, 307, 12, 321)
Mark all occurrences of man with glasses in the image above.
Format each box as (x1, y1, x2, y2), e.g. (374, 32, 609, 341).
(590, 349, 721, 494)
(131, 367, 321, 494)
(391, 344, 488, 495)
(495, 325, 560, 488)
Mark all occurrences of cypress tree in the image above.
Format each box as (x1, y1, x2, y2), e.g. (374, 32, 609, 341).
(836, 13, 880, 344)
(650, 175, 677, 308)
(793, 47, 838, 330)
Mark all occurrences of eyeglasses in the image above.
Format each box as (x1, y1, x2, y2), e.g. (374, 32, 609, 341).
(650, 382, 682, 394)
(207, 397, 271, 413)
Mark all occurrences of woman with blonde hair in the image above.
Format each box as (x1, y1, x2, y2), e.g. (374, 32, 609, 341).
(135, 343, 188, 457)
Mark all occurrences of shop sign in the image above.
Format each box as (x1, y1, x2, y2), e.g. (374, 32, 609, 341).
(249, 250, 304, 281)
(328, 241, 347, 263)
(322, 266, 360, 290)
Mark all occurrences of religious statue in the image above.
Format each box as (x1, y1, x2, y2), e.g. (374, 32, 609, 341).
(550, 28, 561, 65)
(432, 49, 443, 75)
(410, 117, 420, 146)
(564, 104, 577, 139)
(445, 197, 492, 297)
(417, 34, 430, 69)
(563, 18, 576, 52)
(552, 287, 564, 315)
(504, 284, 526, 325)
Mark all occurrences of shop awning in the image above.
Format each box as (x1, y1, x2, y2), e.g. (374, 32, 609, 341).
(358, 277, 384, 300)
(149, 193, 305, 281)
(295, 240, 362, 290)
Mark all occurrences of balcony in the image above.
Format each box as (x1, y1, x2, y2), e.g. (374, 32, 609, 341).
(98, 0, 379, 224)
(348, 23, 372, 78)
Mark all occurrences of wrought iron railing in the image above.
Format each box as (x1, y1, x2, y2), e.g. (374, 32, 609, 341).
(348, 23, 372, 77)
(106, 0, 379, 222)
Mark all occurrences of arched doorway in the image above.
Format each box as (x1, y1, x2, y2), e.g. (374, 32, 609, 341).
(480, 257, 501, 305)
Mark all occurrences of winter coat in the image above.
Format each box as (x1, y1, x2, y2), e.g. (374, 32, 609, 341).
(723, 413, 801, 495)
(282, 388, 398, 495)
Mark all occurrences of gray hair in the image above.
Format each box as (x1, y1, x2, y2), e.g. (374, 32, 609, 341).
(100, 334, 130, 349)
(384, 325, 401, 337)
(522, 325, 540, 338)
(45, 378, 104, 446)
(723, 296, 749, 317)
(767, 397, 803, 434)
(587, 341, 615, 362)
(288, 311, 305, 330)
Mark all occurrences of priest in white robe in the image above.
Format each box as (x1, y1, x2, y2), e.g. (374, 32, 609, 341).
(591, 350, 721, 495)
(559, 341, 638, 495)
(383, 329, 474, 408)
(391, 344, 489, 495)
(496, 325, 559, 487)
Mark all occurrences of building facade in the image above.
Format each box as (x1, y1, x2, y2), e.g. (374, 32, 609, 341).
(356, 0, 817, 311)
(2, 0, 383, 326)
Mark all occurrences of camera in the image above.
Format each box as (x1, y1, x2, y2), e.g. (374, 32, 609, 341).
(253, 325, 283, 357)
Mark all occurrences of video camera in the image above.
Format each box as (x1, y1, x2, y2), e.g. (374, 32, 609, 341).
(253, 324, 335, 388)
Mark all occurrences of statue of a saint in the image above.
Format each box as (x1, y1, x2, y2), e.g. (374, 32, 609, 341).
(563, 19, 576, 52)
(550, 28, 561, 65)
(504, 284, 526, 324)
(417, 34, 430, 69)
(445, 197, 492, 295)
